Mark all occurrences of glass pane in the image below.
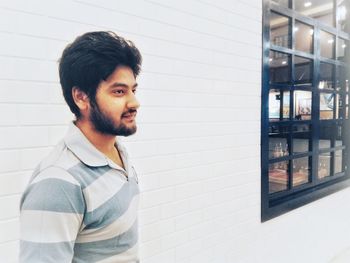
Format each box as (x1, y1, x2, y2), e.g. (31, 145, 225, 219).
(319, 124, 333, 149)
(269, 89, 289, 121)
(319, 63, 335, 90)
(337, 38, 349, 62)
(320, 31, 335, 59)
(269, 124, 289, 159)
(318, 153, 331, 179)
(335, 150, 343, 174)
(271, 0, 289, 8)
(336, 66, 350, 94)
(292, 157, 310, 187)
(294, 0, 334, 26)
(294, 90, 312, 120)
(295, 20, 314, 53)
(320, 92, 334, 119)
(270, 51, 291, 84)
(270, 12, 291, 48)
(292, 124, 311, 153)
(335, 93, 344, 119)
(269, 161, 289, 193)
(295, 56, 313, 84)
(337, 0, 349, 32)
(335, 125, 343, 147)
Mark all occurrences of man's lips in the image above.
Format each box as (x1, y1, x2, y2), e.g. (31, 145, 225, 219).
(122, 111, 137, 119)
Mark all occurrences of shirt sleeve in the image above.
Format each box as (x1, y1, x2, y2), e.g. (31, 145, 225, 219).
(19, 166, 85, 263)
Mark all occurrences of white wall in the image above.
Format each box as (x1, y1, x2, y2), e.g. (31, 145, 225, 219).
(0, 0, 350, 262)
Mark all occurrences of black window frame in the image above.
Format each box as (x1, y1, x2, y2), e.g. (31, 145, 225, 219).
(262, 0, 350, 221)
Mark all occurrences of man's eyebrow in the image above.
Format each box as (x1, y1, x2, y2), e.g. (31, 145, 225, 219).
(110, 82, 138, 88)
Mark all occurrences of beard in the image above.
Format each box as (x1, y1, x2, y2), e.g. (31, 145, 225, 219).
(89, 100, 137, 136)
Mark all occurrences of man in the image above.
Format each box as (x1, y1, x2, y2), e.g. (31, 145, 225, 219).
(20, 31, 142, 263)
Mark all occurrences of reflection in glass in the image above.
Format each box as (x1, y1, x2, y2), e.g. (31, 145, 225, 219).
(319, 124, 333, 149)
(335, 125, 343, 147)
(269, 161, 289, 193)
(336, 66, 349, 92)
(292, 157, 310, 187)
(292, 125, 310, 154)
(269, 125, 289, 159)
(320, 92, 334, 120)
(335, 94, 344, 119)
(270, 90, 290, 121)
(270, 12, 291, 48)
(337, 0, 349, 32)
(295, 20, 313, 53)
(335, 150, 343, 174)
(271, 0, 289, 8)
(319, 63, 335, 90)
(318, 153, 331, 179)
(270, 51, 291, 83)
(294, 90, 312, 120)
(295, 56, 312, 84)
(320, 31, 335, 59)
(294, 0, 334, 26)
(337, 38, 349, 61)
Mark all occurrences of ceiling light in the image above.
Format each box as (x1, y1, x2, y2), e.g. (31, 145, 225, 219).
(328, 39, 334, 44)
(304, 2, 312, 7)
(342, 44, 347, 48)
(294, 27, 299, 32)
(309, 29, 314, 35)
(282, 61, 287, 65)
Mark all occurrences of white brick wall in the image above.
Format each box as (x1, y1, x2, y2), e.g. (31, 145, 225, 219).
(1, 0, 350, 262)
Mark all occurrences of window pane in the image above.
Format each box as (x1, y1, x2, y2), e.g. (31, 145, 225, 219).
(320, 92, 334, 120)
(319, 63, 335, 90)
(294, 0, 334, 27)
(335, 125, 343, 147)
(320, 31, 335, 59)
(292, 124, 311, 154)
(270, 51, 291, 83)
(269, 161, 289, 193)
(337, 0, 349, 32)
(335, 150, 343, 174)
(336, 66, 349, 92)
(295, 20, 314, 53)
(270, 12, 291, 48)
(269, 124, 289, 159)
(294, 90, 312, 120)
(335, 93, 344, 119)
(337, 38, 349, 61)
(271, 0, 289, 8)
(269, 89, 290, 121)
(319, 123, 333, 149)
(292, 157, 310, 187)
(295, 56, 313, 84)
(318, 153, 331, 179)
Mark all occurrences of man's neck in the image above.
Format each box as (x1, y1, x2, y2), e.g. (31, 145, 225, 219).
(74, 119, 118, 158)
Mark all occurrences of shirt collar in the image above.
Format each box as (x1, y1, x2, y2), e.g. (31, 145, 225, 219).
(64, 122, 126, 168)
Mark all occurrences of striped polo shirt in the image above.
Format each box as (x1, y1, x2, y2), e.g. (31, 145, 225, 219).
(20, 122, 140, 263)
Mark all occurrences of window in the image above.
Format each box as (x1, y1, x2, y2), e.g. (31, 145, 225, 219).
(262, 0, 350, 221)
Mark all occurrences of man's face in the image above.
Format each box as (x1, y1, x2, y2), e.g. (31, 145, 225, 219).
(89, 66, 140, 136)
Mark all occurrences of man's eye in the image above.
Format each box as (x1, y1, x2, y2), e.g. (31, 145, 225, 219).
(114, 90, 124, 95)
(132, 89, 137, 94)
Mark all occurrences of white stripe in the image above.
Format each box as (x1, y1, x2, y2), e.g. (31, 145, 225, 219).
(96, 242, 139, 263)
(31, 166, 80, 186)
(83, 170, 126, 212)
(76, 194, 139, 243)
(20, 210, 82, 243)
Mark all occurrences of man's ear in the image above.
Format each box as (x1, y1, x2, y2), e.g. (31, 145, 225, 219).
(72, 87, 89, 112)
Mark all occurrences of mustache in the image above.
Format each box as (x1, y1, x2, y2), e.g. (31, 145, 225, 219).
(122, 109, 137, 117)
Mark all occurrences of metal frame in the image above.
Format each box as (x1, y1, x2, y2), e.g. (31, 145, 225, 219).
(261, 0, 350, 221)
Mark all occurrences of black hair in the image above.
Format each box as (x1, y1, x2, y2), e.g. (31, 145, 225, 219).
(59, 31, 142, 118)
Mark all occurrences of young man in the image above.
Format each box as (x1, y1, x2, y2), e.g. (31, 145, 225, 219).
(20, 31, 142, 263)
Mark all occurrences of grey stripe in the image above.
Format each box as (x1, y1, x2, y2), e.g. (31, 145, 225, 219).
(20, 240, 74, 263)
(84, 180, 139, 229)
(74, 219, 138, 262)
(68, 163, 111, 188)
(21, 178, 85, 214)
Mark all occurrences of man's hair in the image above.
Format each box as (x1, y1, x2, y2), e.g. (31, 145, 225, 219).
(59, 31, 142, 118)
